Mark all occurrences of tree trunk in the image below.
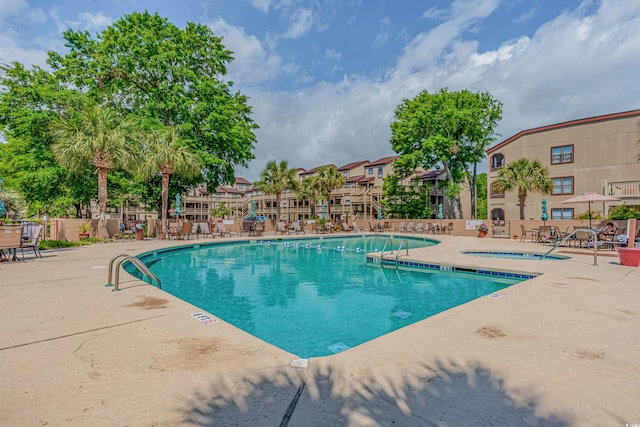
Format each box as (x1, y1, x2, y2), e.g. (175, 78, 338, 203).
(518, 192, 527, 220)
(326, 190, 332, 219)
(470, 163, 477, 219)
(275, 192, 281, 222)
(442, 161, 462, 219)
(97, 167, 109, 239)
(310, 196, 316, 218)
(161, 173, 170, 240)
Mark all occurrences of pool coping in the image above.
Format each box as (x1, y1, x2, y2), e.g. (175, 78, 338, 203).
(1, 234, 639, 426)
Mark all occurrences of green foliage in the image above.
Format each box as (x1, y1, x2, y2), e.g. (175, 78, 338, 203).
(390, 88, 502, 219)
(382, 175, 432, 219)
(492, 158, 551, 220)
(608, 204, 640, 220)
(314, 165, 346, 219)
(297, 177, 319, 218)
(254, 160, 299, 221)
(49, 11, 257, 189)
(211, 201, 232, 219)
(0, 63, 95, 214)
(475, 173, 488, 219)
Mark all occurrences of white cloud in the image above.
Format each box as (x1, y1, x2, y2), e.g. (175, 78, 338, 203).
(209, 17, 283, 85)
(78, 11, 113, 31)
(248, 0, 273, 14)
(238, 0, 640, 181)
(282, 8, 314, 39)
(29, 7, 47, 23)
(325, 48, 341, 60)
(0, 0, 27, 22)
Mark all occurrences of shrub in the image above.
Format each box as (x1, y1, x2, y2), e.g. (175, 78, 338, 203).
(609, 205, 640, 220)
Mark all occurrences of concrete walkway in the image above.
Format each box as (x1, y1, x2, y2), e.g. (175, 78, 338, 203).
(1, 235, 639, 426)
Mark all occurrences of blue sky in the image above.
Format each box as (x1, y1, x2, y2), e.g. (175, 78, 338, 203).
(1, 0, 639, 181)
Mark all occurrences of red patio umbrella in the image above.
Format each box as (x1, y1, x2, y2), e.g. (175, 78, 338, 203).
(561, 192, 620, 228)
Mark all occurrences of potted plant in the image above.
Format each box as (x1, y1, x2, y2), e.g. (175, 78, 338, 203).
(78, 221, 91, 240)
(478, 224, 489, 238)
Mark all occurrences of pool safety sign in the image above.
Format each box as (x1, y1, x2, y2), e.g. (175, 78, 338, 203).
(191, 312, 219, 325)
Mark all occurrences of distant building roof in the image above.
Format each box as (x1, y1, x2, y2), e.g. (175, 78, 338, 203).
(338, 160, 370, 171)
(215, 186, 245, 195)
(235, 177, 252, 185)
(487, 109, 640, 154)
(299, 164, 336, 176)
(365, 156, 398, 167)
(418, 170, 446, 180)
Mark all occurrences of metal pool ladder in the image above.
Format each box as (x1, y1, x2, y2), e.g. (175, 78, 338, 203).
(380, 238, 409, 267)
(106, 253, 162, 291)
(542, 229, 598, 266)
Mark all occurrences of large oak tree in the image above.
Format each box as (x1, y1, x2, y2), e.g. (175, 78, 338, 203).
(390, 88, 502, 219)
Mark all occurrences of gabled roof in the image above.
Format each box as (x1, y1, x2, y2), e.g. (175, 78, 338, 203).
(487, 109, 640, 154)
(215, 186, 245, 195)
(418, 170, 446, 180)
(299, 164, 336, 176)
(345, 174, 373, 184)
(235, 177, 252, 185)
(365, 155, 398, 167)
(338, 160, 369, 171)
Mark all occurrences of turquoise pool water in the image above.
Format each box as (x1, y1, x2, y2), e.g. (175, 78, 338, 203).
(135, 236, 524, 358)
(462, 250, 569, 260)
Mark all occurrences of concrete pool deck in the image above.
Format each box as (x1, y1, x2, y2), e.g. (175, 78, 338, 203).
(1, 234, 639, 426)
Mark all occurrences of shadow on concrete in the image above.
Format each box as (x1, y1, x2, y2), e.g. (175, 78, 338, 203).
(180, 358, 572, 426)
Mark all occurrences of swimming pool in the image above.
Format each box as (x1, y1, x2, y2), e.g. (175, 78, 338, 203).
(134, 236, 527, 358)
(462, 250, 570, 260)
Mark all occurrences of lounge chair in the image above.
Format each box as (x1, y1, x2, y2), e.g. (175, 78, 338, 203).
(21, 224, 44, 259)
(291, 221, 305, 234)
(406, 222, 415, 233)
(397, 222, 406, 233)
(351, 222, 361, 233)
(276, 221, 288, 235)
(415, 223, 424, 233)
(216, 222, 238, 237)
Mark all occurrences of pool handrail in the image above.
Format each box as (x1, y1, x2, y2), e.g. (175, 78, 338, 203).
(395, 239, 409, 266)
(380, 238, 393, 259)
(542, 228, 598, 266)
(107, 253, 162, 291)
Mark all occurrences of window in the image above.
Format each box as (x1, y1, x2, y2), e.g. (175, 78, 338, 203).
(378, 167, 383, 178)
(552, 177, 573, 195)
(368, 167, 373, 174)
(490, 183, 505, 198)
(551, 208, 573, 220)
(491, 209, 504, 221)
(551, 145, 573, 164)
(490, 153, 504, 170)
(342, 171, 348, 178)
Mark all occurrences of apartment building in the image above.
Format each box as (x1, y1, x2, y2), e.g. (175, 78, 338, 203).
(486, 110, 640, 222)
(179, 155, 449, 222)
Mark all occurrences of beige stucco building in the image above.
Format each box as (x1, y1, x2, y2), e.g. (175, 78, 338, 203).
(486, 110, 640, 222)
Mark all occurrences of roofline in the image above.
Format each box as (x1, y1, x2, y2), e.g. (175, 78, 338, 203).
(487, 109, 640, 154)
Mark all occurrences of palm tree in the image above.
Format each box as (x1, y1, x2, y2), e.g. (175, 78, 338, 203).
(492, 158, 551, 220)
(254, 160, 298, 222)
(296, 176, 319, 218)
(315, 165, 346, 219)
(50, 105, 134, 239)
(138, 127, 201, 238)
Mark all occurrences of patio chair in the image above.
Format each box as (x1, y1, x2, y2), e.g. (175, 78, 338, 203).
(397, 222, 406, 233)
(519, 224, 538, 242)
(21, 224, 44, 259)
(254, 221, 265, 236)
(441, 222, 454, 235)
(291, 221, 305, 234)
(276, 221, 288, 235)
(341, 222, 353, 232)
(193, 222, 214, 238)
(0, 225, 24, 261)
(179, 222, 193, 240)
(415, 223, 424, 233)
(406, 222, 415, 233)
(351, 222, 361, 233)
(216, 222, 238, 238)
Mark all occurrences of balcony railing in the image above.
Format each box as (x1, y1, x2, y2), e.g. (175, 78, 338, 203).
(605, 180, 640, 199)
